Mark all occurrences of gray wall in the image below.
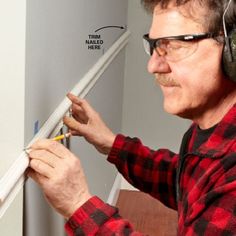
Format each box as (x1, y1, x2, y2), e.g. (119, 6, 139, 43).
(24, 1, 128, 236)
(122, 0, 190, 152)
(71, 50, 126, 199)
(25, 0, 127, 143)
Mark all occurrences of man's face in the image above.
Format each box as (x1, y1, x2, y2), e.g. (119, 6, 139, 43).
(148, 5, 224, 120)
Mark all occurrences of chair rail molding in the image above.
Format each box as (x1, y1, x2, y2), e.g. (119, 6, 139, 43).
(0, 30, 130, 218)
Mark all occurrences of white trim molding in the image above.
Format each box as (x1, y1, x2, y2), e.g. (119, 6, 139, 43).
(107, 174, 122, 206)
(0, 30, 130, 218)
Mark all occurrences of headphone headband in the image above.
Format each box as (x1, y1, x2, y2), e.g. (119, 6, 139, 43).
(223, 0, 233, 38)
(222, 0, 236, 80)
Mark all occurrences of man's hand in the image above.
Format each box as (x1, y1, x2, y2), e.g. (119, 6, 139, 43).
(63, 93, 116, 155)
(27, 139, 91, 219)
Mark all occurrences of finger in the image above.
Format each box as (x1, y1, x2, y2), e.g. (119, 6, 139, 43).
(67, 93, 82, 105)
(70, 130, 81, 136)
(71, 103, 88, 123)
(63, 116, 87, 136)
(27, 168, 48, 186)
(29, 149, 59, 168)
(67, 93, 96, 118)
(29, 159, 54, 178)
(30, 139, 73, 160)
(67, 93, 90, 123)
(77, 99, 97, 118)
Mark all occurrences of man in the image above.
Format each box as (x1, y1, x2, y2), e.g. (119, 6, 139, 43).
(28, 0, 236, 235)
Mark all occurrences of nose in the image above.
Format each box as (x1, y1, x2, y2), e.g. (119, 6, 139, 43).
(147, 50, 171, 74)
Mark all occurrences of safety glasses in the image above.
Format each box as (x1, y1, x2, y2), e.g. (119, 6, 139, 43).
(143, 33, 217, 61)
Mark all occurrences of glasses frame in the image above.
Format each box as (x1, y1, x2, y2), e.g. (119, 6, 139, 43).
(143, 32, 218, 58)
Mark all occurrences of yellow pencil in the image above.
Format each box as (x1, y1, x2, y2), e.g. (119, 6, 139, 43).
(52, 132, 71, 141)
(23, 132, 71, 153)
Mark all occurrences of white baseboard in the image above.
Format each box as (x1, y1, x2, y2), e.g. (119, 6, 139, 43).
(120, 177, 138, 191)
(106, 173, 140, 206)
(107, 174, 122, 205)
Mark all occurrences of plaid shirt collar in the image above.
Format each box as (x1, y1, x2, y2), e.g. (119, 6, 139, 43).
(189, 104, 236, 158)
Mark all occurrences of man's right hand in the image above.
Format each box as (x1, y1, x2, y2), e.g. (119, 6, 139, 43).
(63, 93, 116, 155)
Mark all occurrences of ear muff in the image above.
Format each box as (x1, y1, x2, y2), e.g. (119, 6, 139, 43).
(222, 0, 236, 81)
(223, 29, 236, 81)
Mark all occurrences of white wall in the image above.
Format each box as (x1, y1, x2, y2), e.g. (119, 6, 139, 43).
(0, 1, 26, 235)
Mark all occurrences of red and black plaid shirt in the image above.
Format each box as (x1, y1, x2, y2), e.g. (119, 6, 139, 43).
(65, 104, 236, 235)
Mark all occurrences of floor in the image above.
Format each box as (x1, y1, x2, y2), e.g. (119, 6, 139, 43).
(116, 190, 178, 236)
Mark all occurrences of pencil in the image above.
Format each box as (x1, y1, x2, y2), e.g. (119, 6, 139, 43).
(23, 132, 72, 153)
(52, 132, 71, 141)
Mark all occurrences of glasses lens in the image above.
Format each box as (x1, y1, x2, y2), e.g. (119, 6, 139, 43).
(157, 39, 199, 61)
(143, 38, 152, 55)
(143, 34, 201, 61)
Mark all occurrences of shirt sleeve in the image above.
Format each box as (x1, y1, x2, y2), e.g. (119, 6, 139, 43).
(65, 196, 144, 236)
(65, 134, 179, 235)
(108, 134, 179, 209)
